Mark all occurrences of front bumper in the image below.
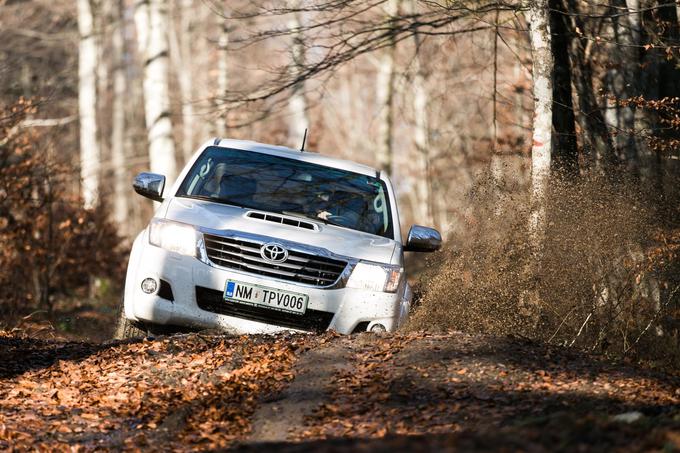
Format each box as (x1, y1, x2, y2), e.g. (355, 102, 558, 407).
(123, 232, 409, 334)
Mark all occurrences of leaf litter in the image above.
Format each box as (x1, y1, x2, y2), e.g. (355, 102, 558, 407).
(1, 330, 679, 451)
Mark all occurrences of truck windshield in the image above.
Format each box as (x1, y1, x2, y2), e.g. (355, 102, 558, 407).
(177, 146, 394, 239)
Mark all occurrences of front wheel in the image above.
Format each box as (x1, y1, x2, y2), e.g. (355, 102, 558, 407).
(114, 301, 147, 339)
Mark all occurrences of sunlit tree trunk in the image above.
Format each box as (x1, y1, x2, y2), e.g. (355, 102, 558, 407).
(171, 0, 196, 162)
(77, 0, 101, 209)
(490, 8, 504, 216)
(111, 0, 128, 230)
(604, 0, 639, 172)
(173, 0, 195, 162)
(97, 0, 111, 167)
(412, 30, 433, 225)
(288, 1, 309, 148)
(216, 6, 229, 138)
(376, 0, 399, 175)
(526, 0, 553, 256)
(135, 0, 177, 182)
(565, 0, 616, 172)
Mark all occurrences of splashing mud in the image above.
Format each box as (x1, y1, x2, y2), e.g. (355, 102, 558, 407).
(408, 174, 680, 368)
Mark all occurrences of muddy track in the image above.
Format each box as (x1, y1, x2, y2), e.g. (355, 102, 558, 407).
(1, 332, 679, 451)
(247, 341, 353, 443)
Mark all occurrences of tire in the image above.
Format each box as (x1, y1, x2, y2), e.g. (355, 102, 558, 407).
(114, 301, 147, 339)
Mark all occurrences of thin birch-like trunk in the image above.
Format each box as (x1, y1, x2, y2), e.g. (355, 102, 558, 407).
(526, 0, 553, 257)
(111, 0, 128, 230)
(97, 1, 111, 163)
(173, 0, 196, 161)
(549, 0, 578, 176)
(216, 7, 229, 138)
(375, 0, 399, 174)
(565, 0, 615, 171)
(490, 8, 504, 216)
(135, 0, 177, 183)
(411, 30, 432, 225)
(77, 0, 101, 209)
(605, 0, 638, 171)
(177, 0, 195, 162)
(288, 2, 309, 149)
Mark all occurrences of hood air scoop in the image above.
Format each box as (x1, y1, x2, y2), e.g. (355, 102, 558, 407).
(245, 211, 319, 232)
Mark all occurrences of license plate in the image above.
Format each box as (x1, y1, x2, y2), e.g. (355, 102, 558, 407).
(223, 280, 308, 315)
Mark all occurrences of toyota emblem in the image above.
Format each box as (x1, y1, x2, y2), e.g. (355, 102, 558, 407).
(260, 243, 288, 263)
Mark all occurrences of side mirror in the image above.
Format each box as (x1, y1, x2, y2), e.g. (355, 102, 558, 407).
(404, 225, 442, 253)
(133, 172, 166, 202)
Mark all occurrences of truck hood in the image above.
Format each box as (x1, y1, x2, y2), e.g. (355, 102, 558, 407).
(164, 197, 399, 264)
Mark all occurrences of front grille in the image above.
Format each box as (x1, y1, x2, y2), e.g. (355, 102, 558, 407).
(195, 286, 334, 332)
(203, 233, 348, 287)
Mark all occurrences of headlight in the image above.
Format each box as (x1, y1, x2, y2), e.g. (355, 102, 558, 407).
(148, 218, 200, 257)
(346, 262, 403, 293)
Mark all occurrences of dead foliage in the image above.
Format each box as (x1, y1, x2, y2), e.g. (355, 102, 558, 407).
(0, 332, 317, 450)
(0, 99, 126, 323)
(1, 331, 679, 451)
(292, 332, 680, 451)
(408, 175, 680, 369)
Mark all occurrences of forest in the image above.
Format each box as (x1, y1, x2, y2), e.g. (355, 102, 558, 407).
(0, 0, 679, 450)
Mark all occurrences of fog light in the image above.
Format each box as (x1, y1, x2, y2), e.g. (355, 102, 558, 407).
(370, 323, 386, 333)
(141, 278, 158, 294)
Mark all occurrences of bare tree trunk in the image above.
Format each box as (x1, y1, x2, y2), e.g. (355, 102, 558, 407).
(216, 5, 229, 138)
(170, 0, 196, 162)
(566, 0, 616, 172)
(97, 0, 111, 170)
(78, 0, 101, 209)
(288, 1, 309, 148)
(411, 29, 433, 225)
(376, 0, 399, 175)
(605, 0, 639, 173)
(549, 0, 578, 176)
(111, 0, 128, 230)
(490, 8, 505, 216)
(526, 0, 553, 256)
(135, 0, 177, 182)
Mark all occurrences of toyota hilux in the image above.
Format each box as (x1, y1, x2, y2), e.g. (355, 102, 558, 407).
(116, 138, 441, 338)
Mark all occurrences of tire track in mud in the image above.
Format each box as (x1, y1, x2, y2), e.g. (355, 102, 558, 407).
(246, 339, 353, 443)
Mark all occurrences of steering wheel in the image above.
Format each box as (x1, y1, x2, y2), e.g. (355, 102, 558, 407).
(325, 213, 356, 228)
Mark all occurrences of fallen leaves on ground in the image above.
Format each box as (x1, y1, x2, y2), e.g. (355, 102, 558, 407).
(0, 332, 317, 450)
(294, 332, 680, 451)
(1, 331, 679, 451)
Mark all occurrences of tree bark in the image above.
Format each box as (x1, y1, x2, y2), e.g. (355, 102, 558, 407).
(549, 0, 578, 176)
(169, 0, 196, 163)
(526, 0, 553, 256)
(288, 1, 310, 149)
(375, 0, 399, 175)
(77, 0, 101, 209)
(656, 1, 680, 99)
(566, 0, 616, 172)
(111, 0, 128, 230)
(135, 0, 178, 183)
(412, 29, 433, 225)
(216, 5, 229, 138)
(605, 0, 639, 173)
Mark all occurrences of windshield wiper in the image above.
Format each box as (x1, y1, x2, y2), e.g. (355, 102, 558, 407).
(181, 194, 260, 211)
(280, 211, 347, 229)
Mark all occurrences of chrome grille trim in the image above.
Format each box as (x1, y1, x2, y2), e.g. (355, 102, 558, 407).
(204, 238, 346, 269)
(202, 232, 351, 288)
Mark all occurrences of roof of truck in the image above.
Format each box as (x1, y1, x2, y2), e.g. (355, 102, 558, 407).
(211, 138, 380, 178)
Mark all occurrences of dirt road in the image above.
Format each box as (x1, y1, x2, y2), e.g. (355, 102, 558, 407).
(1, 331, 678, 451)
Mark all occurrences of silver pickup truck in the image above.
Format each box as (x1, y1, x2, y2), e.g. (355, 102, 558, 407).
(117, 138, 441, 338)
